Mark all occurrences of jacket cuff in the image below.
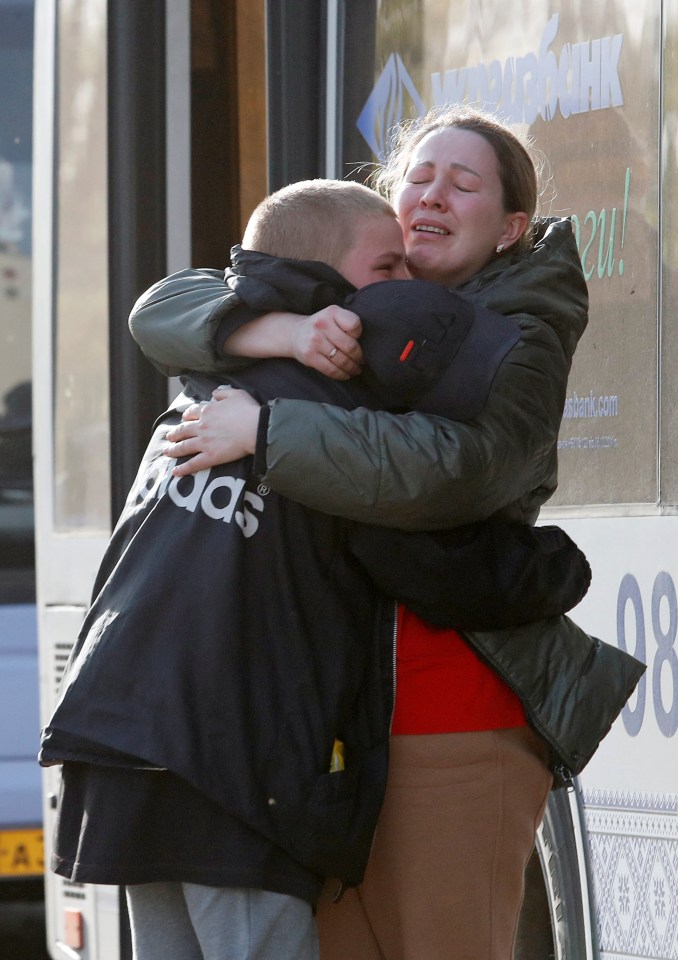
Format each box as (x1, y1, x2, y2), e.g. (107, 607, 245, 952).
(253, 403, 271, 477)
(214, 303, 261, 355)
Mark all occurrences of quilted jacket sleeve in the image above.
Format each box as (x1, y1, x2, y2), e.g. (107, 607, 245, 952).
(260, 315, 569, 529)
(128, 268, 252, 377)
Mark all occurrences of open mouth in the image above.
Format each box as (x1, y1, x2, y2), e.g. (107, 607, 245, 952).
(414, 224, 449, 236)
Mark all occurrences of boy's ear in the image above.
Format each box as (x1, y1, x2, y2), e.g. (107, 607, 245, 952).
(500, 212, 529, 250)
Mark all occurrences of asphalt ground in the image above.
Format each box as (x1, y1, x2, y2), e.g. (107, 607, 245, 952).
(0, 884, 50, 960)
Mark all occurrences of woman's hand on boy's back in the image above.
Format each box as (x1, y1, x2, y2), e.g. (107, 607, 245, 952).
(165, 387, 260, 476)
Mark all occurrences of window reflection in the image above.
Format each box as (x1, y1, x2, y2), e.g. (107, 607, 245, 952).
(343, 0, 661, 507)
(0, 0, 34, 603)
(53, 0, 110, 532)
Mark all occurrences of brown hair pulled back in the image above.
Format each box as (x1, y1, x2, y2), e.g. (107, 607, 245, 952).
(373, 106, 539, 253)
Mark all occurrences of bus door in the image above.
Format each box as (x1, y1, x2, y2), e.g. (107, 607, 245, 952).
(33, 0, 129, 954)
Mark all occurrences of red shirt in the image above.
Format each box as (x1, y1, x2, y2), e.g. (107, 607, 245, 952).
(391, 604, 527, 735)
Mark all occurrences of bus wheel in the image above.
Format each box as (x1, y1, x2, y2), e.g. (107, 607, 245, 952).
(515, 783, 596, 960)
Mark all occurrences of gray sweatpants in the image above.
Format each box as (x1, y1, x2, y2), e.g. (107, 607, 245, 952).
(126, 882, 319, 960)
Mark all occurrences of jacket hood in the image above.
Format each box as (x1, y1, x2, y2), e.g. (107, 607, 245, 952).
(228, 245, 355, 314)
(346, 279, 521, 420)
(461, 217, 588, 366)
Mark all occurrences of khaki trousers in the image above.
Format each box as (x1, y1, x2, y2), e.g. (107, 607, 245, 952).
(317, 727, 552, 960)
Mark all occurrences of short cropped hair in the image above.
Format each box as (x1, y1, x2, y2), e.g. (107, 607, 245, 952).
(242, 179, 397, 271)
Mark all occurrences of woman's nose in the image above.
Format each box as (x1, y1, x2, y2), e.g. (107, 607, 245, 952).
(419, 182, 446, 210)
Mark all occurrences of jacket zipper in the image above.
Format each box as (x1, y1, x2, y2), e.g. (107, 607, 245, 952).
(389, 600, 398, 734)
(333, 599, 399, 905)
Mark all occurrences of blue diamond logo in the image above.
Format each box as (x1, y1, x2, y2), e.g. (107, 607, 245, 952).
(356, 54, 426, 159)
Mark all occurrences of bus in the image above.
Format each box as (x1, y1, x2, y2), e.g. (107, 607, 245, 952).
(30, 2, 677, 959)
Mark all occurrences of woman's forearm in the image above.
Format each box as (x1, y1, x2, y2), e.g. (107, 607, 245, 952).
(260, 319, 568, 529)
(224, 305, 364, 379)
(223, 312, 303, 358)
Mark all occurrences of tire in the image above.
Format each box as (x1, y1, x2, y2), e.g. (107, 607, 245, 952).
(515, 782, 597, 960)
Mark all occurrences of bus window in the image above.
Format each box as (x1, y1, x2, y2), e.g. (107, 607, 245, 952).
(341, 1, 662, 508)
(661, 4, 678, 503)
(0, 0, 42, 883)
(52, 0, 110, 534)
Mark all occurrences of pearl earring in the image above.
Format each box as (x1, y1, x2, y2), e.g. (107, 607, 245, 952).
(496, 243, 505, 254)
